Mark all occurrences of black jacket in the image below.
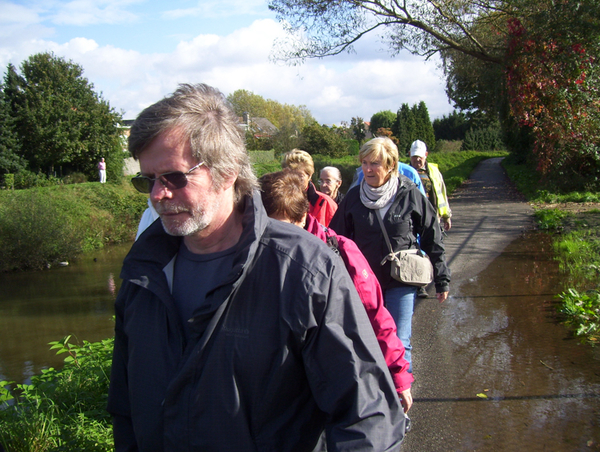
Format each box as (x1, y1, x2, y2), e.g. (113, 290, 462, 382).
(108, 191, 405, 451)
(329, 177, 450, 293)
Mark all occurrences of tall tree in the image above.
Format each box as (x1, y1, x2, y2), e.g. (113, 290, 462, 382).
(269, 0, 508, 64)
(227, 89, 314, 131)
(369, 110, 396, 136)
(433, 111, 469, 141)
(300, 122, 348, 158)
(412, 101, 436, 152)
(505, 0, 600, 187)
(394, 104, 416, 156)
(350, 117, 367, 142)
(0, 86, 25, 177)
(3, 52, 123, 181)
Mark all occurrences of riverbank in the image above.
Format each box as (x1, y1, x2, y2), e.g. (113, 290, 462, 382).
(0, 180, 148, 272)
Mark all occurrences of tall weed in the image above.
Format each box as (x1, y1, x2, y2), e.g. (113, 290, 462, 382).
(0, 336, 114, 451)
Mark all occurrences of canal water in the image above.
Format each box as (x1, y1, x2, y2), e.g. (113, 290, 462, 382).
(0, 242, 132, 385)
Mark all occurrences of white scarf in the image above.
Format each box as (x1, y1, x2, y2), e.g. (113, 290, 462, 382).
(360, 177, 399, 210)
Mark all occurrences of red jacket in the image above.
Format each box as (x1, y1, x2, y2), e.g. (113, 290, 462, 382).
(307, 182, 337, 227)
(306, 214, 413, 394)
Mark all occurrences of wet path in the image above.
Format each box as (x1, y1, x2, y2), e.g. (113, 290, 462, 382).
(404, 158, 600, 451)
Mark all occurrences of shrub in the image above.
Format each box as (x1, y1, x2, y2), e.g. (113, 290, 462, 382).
(63, 172, 88, 184)
(14, 169, 62, 189)
(461, 125, 505, 151)
(0, 336, 114, 451)
(0, 182, 148, 271)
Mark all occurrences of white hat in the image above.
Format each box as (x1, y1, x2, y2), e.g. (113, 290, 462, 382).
(410, 140, 428, 158)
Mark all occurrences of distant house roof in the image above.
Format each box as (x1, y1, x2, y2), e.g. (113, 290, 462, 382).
(239, 113, 278, 138)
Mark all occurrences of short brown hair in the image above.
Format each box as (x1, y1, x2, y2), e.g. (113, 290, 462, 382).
(259, 169, 309, 224)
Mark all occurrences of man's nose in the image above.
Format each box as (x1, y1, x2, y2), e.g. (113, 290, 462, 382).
(150, 179, 173, 202)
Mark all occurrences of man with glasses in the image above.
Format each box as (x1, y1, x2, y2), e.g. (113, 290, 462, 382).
(108, 83, 406, 451)
(318, 166, 344, 205)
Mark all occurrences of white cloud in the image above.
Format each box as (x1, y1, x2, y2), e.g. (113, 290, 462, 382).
(49, 0, 140, 26)
(0, 11, 453, 126)
(163, 0, 268, 20)
(0, 1, 43, 26)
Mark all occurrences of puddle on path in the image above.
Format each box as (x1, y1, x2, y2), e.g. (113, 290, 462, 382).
(406, 232, 600, 451)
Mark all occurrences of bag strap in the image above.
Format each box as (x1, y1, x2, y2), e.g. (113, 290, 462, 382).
(375, 210, 400, 266)
(375, 209, 423, 266)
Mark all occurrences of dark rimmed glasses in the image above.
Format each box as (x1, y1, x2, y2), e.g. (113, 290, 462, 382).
(131, 161, 205, 194)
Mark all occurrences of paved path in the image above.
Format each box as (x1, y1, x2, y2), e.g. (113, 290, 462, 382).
(402, 158, 600, 451)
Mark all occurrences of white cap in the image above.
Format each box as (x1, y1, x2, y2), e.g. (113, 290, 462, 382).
(410, 140, 428, 158)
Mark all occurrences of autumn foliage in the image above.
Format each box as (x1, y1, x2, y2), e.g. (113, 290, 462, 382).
(505, 6, 600, 189)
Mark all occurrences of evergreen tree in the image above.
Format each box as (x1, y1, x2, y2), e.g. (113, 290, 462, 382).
(0, 87, 26, 177)
(395, 104, 416, 156)
(413, 101, 436, 152)
(4, 52, 123, 181)
(432, 110, 469, 141)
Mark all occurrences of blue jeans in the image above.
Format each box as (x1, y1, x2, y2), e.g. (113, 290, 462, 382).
(384, 286, 417, 372)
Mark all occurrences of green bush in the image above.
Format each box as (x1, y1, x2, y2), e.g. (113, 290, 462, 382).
(63, 172, 88, 184)
(557, 289, 600, 344)
(461, 125, 505, 151)
(14, 169, 62, 189)
(346, 139, 360, 155)
(0, 182, 148, 271)
(0, 336, 114, 451)
(3, 173, 15, 190)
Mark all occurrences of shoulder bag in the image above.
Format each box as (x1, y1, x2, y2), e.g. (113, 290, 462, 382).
(375, 209, 434, 287)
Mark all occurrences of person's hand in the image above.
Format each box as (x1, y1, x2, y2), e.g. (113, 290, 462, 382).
(436, 291, 448, 303)
(444, 218, 452, 231)
(399, 388, 413, 413)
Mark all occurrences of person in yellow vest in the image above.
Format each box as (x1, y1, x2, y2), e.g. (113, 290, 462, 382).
(409, 140, 452, 231)
(410, 140, 452, 299)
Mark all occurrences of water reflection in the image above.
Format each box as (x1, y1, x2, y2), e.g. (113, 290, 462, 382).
(406, 232, 600, 451)
(0, 242, 132, 385)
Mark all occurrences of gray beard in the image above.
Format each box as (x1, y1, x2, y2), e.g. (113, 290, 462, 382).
(158, 197, 222, 237)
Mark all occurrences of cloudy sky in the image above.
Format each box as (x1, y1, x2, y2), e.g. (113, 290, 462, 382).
(1, 0, 455, 125)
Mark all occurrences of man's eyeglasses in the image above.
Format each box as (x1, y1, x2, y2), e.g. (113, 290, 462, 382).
(131, 161, 205, 194)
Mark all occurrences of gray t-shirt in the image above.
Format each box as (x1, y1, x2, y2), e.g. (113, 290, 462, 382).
(173, 242, 236, 332)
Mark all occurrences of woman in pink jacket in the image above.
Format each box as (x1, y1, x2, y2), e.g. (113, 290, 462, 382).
(260, 169, 413, 413)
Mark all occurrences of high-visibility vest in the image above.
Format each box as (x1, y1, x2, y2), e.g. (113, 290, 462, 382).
(427, 163, 451, 220)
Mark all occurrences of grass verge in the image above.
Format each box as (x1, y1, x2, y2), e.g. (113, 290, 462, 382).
(504, 155, 600, 345)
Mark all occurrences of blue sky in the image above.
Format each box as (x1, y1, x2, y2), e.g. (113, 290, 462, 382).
(1, 0, 454, 125)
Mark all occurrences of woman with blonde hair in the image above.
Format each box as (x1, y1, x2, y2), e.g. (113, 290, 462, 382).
(330, 137, 450, 371)
(281, 149, 337, 226)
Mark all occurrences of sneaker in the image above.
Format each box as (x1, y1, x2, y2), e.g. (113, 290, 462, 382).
(417, 287, 428, 298)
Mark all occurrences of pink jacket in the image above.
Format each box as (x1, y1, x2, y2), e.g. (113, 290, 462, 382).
(306, 214, 413, 393)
